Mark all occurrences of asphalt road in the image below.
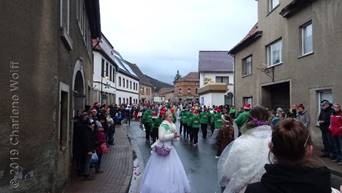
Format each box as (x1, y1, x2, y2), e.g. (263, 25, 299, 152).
(128, 120, 221, 193)
(127, 120, 342, 192)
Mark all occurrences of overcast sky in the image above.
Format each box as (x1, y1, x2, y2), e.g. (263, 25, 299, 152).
(100, 0, 257, 84)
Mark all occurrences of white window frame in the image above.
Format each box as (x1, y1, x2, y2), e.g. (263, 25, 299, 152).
(268, 0, 279, 12)
(301, 22, 313, 56)
(317, 89, 333, 115)
(267, 39, 282, 67)
(60, 0, 70, 34)
(242, 55, 252, 76)
(58, 82, 70, 152)
(243, 97, 253, 105)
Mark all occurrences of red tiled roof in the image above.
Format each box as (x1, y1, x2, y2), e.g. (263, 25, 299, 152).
(177, 72, 199, 82)
(229, 23, 262, 55)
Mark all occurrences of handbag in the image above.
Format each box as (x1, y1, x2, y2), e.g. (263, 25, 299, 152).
(90, 152, 98, 164)
(153, 142, 172, 157)
(100, 143, 109, 154)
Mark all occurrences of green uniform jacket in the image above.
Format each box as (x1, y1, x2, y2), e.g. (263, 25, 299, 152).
(235, 111, 250, 128)
(199, 111, 209, 124)
(152, 117, 163, 129)
(214, 112, 223, 129)
(191, 114, 201, 128)
(180, 111, 187, 124)
(142, 110, 153, 125)
(184, 111, 192, 126)
(209, 112, 215, 124)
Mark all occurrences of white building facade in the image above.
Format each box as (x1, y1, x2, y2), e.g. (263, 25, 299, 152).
(93, 34, 140, 105)
(198, 51, 234, 107)
(93, 35, 117, 104)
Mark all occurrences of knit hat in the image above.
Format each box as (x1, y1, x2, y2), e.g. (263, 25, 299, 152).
(297, 104, 305, 109)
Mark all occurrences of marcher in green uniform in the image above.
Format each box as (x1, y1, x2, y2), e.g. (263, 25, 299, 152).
(235, 104, 252, 136)
(229, 106, 237, 119)
(180, 110, 187, 137)
(214, 111, 223, 130)
(142, 108, 153, 142)
(199, 108, 210, 139)
(191, 110, 201, 146)
(184, 110, 192, 140)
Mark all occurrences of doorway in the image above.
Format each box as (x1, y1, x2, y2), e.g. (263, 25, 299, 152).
(262, 81, 290, 111)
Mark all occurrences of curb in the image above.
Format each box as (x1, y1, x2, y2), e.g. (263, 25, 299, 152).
(127, 127, 145, 193)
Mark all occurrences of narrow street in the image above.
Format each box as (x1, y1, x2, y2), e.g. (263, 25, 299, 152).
(128, 120, 221, 193)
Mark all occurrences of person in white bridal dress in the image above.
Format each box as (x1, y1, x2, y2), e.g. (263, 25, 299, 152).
(140, 111, 191, 193)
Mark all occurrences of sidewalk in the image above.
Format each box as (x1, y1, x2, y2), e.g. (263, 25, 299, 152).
(64, 124, 133, 193)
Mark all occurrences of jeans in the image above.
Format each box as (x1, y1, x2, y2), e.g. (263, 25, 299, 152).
(95, 151, 103, 172)
(320, 127, 334, 155)
(333, 136, 342, 160)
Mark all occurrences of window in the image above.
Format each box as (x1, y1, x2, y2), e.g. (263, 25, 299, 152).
(106, 62, 109, 77)
(317, 89, 333, 115)
(301, 22, 313, 55)
(112, 68, 115, 83)
(267, 39, 282, 67)
(123, 78, 125, 87)
(268, 0, 279, 12)
(243, 97, 253, 105)
(60, 0, 72, 49)
(109, 65, 112, 81)
(126, 80, 129, 88)
(60, 0, 70, 34)
(119, 97, 121, 104)
(179, 88, 182, 94)
(119, 77, 121, 87)
(187, 88, 191, 94)
(58, 82, 69, 151)
(215, 76, 229, 84)
(242, 56, 252, 76)
(130, 81, 132, 89)
(101, 59, 105, 77)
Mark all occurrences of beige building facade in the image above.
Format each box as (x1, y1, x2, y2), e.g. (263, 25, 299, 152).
(230, 0, 342, 145)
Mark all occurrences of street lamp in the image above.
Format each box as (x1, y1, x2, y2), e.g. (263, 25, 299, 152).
(101, 76, 109, 104)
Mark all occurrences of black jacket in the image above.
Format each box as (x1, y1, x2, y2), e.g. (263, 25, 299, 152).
(79, 122, 97, 154)
(319, 108, 334, 129)
(245, 164, 331, 193)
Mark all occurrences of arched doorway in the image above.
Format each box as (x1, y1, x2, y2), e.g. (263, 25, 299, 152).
(71, 60, 85, 177)
(72, 60, 85, 116)
(74, 71, 85, 113)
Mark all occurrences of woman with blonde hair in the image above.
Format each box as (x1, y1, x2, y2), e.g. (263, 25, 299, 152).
(140, 111, 191, 193)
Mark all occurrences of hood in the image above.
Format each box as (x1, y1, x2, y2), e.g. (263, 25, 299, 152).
(261, 164, 331, 193)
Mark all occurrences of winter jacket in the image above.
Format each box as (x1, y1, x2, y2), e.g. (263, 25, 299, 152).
(297, 110, 310, 128)
(191, 114, 201, 128)
(199, 111, 209, 124)
(319, 108, 334, 129)
(80, 122, 97, 154)
(235, 111, 250, 128)
(245, 164, 331, 193)
(329, 112, 342, 136)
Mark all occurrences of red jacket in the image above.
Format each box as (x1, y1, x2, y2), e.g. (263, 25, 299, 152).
(329, 113, 342, 136)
